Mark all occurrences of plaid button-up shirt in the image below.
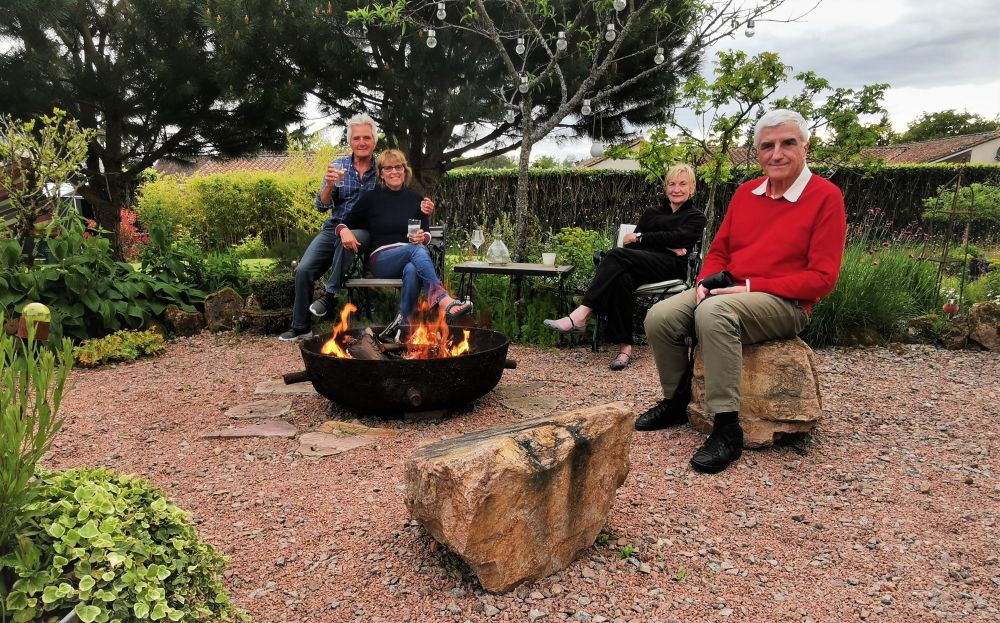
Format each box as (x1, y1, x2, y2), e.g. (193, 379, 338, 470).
(314, 154, 377, 223)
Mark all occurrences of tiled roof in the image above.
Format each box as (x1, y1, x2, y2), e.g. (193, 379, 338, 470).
(153, 150, 348, 176)
(861, 130, 1000, 163)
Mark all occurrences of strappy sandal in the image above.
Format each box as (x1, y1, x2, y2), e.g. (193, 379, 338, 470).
(444, 299, 474, 323)
(543, 317, 586, 334)
(609, 351, 636, 371)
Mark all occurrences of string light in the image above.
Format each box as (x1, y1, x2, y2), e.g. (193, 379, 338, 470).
(426, 28, 437, 48)
(505, 108, 516, 124)
(516, 37, 525, 55)
(581, 99, 592, 116)
(654, 46, 665, 65)
(556, 31, 567, 51)
(613, 0, 626, 10)
(436, 1, 446, 20)
(518, 74, 529, 93)
(745, 19, 755, 38)
(605, 23, 616, 42)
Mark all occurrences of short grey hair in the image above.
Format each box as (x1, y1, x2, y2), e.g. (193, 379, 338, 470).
(346, 113, 379, 144)
(753, 109, 810, 148)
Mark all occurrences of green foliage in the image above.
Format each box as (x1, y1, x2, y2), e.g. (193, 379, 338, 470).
(248, 270, 296, 310)
(965, 270, 1000, 305)
(136, 172, 326, 252)
(553, 227, 610, 294)
(72, 329, 167, 368)
(140, 223, 249, 297)
(618, 545, 637, 559)
(0, 213, 203, 342)
(0, 320, 73, 558)
(897, 109, 1000, 143)
(0, 109, 95, 253)
(921, 182, 1000, 227)
(231, 233, 267, 259)
(802, 243, 940, 347)
(0, 467, 248, 623)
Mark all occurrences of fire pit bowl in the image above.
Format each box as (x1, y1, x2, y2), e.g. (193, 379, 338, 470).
(291, 327, 513, 413)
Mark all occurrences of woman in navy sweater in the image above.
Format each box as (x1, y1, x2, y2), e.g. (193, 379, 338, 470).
(337, 149, 472, 333)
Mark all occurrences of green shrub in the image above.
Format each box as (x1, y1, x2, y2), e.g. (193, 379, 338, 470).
(0, 467, 247, 623)
(72, 329, 167, 368)
(965, 270, 1000, 304)
(140, 223, 248, 297)
(231, 233, 267, 259)
(0, 214, 202, 342)
(553, 227, 611, 295)
(0, 320, 73, 557)
(248, 270, 296, 310)
(803, 243, 939, 347)
(922, 182, 1000, 227)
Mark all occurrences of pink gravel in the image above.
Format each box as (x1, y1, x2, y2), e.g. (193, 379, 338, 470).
(46, 333, 1000, 622)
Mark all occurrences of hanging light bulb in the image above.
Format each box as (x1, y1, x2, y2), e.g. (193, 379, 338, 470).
(590, 140, 605, 158)
(605, 23, 616, 42)
(613, 0, 626, 11)
(505, 108, 516, 124)
(745, 19, 755, 38)
(581, 98, 592, 116)
(654, 46, 665, 65)
(436, 1, 446, 20)
(518, 74, 529, 93)
(516, 37, 526, 55)
(556, 31, 567, 51)
(426, 29, 437, 48)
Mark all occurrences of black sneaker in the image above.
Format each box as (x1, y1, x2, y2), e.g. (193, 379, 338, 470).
(309, 292, 338, 317)
(278, 327, 313, 341)
(634, 398, 688, 431)
(690, 423, 744, 474)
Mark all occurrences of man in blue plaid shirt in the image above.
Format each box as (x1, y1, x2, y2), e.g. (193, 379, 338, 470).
(280, 114, 434, 340)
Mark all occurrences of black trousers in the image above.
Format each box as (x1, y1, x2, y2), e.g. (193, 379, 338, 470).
(582, 247, 687, 344)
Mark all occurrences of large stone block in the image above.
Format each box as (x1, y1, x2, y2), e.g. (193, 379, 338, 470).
(204, 287, 245, 332)
(163, 304, 205, 337)
(689, 337, 822, 448)
(404, 403, 633, 593)
(968, 301, 1000, 351)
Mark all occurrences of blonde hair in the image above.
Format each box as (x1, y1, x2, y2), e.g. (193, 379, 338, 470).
(376, 149, 413, 187)
(663, 163, 697, 195)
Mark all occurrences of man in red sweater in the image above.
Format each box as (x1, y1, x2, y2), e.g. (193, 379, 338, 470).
(636, 109, 846, 474)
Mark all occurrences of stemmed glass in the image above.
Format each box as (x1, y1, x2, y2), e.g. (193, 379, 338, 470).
(470, 229, 485, 263)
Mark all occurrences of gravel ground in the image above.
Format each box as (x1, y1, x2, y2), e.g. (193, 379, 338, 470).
(46, 333, 1000, 623)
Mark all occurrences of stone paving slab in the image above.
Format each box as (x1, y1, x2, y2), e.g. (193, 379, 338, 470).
(201, 419, 298, 439)
(297, 432, 378, 457)
(494, 381, 546, 400)
(316, 420, 399, 437)
(501, 395, 560, 418)
(254, 378, 320, 397)
(225, 399, 294, 420)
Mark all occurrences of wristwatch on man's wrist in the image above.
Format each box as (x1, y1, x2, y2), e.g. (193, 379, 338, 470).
(635, 232, 643, 242)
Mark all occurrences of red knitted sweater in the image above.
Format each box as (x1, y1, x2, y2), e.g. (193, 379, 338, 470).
(697, 174, 846, 314)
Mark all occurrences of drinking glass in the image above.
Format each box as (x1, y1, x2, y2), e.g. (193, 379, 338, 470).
(407, 219, 421, 242)
(333, 162, 345, 187)
(470, 229, 485, 263)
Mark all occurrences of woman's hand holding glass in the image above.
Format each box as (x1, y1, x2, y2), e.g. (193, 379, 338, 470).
(407, 219, 424, 244)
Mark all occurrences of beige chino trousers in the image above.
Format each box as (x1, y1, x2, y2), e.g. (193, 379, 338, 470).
(644, 288, 809, 415)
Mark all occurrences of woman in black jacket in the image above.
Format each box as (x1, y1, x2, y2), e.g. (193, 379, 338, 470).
(544, 164, 706, 370)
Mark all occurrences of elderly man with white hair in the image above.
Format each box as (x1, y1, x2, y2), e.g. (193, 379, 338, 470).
(635, 109, 847, 474)
(280, 113, 433, 340)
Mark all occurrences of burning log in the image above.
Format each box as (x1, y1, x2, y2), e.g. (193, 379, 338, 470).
(347, 328, 389, 361)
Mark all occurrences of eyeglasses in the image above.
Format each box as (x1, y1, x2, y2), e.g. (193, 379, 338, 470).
(382, 164, 405, 172)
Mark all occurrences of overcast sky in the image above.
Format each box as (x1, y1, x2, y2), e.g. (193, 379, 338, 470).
(535, 0, 1000, 160)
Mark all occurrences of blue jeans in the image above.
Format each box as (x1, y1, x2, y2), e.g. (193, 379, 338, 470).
(292, 220, 369, 330)
(372, 244, 446, 320)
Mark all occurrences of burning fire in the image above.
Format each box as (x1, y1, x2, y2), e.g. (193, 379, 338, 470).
(321, 303, 358, 357)
(321, 300, 471, 359)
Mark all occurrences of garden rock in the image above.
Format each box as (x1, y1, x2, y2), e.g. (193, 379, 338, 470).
(204, 287, 245, 332)
(164, 304, 205, 337)
(404, 403, 633, 593)
(902, 314, 939, 344)
(240, 308, 293, 334)
(968, 301, 1000, 351)
(941, 316, 971, 350)
(689, 337, 823, 448)
(225, 399, 293, 420)
(201, 419, 297, 439)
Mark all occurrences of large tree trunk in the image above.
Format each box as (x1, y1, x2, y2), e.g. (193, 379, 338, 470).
(513, 140, 534, 263)
(77, 157, 129, 261)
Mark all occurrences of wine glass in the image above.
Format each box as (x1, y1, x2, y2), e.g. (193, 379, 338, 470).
(470, 229, 485, 263)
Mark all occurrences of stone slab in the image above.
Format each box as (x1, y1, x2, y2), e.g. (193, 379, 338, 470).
(494, 382, 546, 400)
(316, 420, 399, 437)
(225, 399, 294, 420)
(255, 378, 320, 397)
(501, 395, 559, 417)
(202, 419, 298, 439)
(297, 432, 377, 457)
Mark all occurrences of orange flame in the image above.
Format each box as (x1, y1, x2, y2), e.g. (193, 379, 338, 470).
(401, 300, 472, 359)
(321, 303, 358, 357)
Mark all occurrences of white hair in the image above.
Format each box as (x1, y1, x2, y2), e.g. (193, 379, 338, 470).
(753, 109, 810, 147)
(346, 113, 379, 144)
